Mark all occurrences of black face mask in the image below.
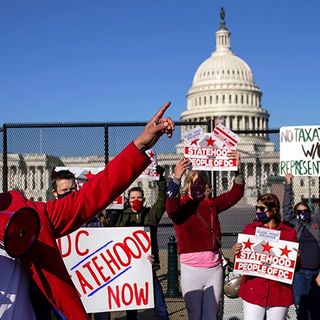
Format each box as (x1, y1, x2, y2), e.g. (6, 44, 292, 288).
(56, 190, 73, 199)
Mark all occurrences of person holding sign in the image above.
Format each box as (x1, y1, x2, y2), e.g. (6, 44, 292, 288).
(0, 102, 174, 320)
(111, 165, 169, 320)
(233, 193, 298, 320)
(166, 156, 244, 320)
(283, 174, 320, 320)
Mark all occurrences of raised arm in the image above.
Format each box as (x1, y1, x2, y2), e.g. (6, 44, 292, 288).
(283, 173, 295, 223)
(213, 152, 245, 213)
(166, 158, 192, 221)
(148, 165, 168, 225)
(46, 102, 175, 237)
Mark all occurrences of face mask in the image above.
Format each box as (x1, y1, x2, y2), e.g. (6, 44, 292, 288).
(190, 184, 205, 200)
(296, 210, 311, 222)
(256, 211, 270, 223)
(131, 199, 143, 212)
(56, 190, 73, 199)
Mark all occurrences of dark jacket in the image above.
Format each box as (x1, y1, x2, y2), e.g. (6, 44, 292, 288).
(283, 183, 320, 245)
(115, 177, 167, 265)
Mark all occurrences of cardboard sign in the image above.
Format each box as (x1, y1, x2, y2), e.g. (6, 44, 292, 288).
(139, 149, 160, 181)
(280, 125, 320, 176)
(212, 124, 240, 149)
(183, 125, 239, 171)
(233, 233, 299, 284)
(57, 227, 154, 313)
(107, 194, 124, 210)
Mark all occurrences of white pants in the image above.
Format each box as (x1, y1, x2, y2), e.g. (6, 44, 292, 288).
(243, 300, 288, 320)
(180, 263, 223, 320)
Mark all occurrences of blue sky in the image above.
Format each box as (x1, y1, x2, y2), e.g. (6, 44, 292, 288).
(0, 0, 319, 128)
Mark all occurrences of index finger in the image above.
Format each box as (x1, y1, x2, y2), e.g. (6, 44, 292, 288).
(150, 101, 171, 123)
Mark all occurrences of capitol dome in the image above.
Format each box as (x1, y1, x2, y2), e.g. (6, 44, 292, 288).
(192, 52, 255, 87)
(180, 8, 269, 134)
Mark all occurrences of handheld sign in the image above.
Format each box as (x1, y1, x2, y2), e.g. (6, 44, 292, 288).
(139, 149, 160, 181)
(280, 125, 320, 176)
(57, 227, 154, 313)
(233, 232, 299, 284)
(183, 125, 239, 171)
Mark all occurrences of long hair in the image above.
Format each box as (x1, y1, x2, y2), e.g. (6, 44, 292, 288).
(181, 170, 212, 198)
(257, 193, 281, 224)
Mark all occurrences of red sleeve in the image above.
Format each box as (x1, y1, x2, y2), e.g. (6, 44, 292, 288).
(46, 142, 150, 237)
(213, 181, 245, 214)
(166, 196, 182, 221)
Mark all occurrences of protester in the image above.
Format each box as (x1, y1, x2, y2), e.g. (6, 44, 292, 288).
(108, 165, 169, 320)
(283, 174, 320, 320)
(233, 193, 298, 320)
(166, 156, 245, 320)
(0, 102, 174, 320)
(51, 169, 77, 199)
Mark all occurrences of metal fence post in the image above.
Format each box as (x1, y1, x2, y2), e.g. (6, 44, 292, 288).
(2, 124, 8, 192)
(166, 235, 179, 296)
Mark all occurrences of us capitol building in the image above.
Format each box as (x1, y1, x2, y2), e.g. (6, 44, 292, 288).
(1, 9, 317, 206)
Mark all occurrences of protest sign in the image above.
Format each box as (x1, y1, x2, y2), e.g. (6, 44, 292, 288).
(183, 125, 239, 171)
(233, 232, 299, 284)
(212, 123, 240, 149)
(280, 125, 320, 176)
(57, 227, 154, 313)
(107, 194, 124, 210)
(138, 149, 160, 180)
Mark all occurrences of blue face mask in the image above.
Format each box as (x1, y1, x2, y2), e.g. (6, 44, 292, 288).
(296, 210, 311, 222)
(256, 211, 270, 223)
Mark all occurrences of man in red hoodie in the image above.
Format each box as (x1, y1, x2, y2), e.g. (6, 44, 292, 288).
(0, 102, 174, 320)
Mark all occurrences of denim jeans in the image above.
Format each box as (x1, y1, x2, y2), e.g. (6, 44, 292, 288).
(293, 268, 320, 320)
(153, 275, 169, 320)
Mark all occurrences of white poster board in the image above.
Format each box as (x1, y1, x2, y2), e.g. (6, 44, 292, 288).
(280, 125, 320, 176)
(233, 231, 299, 284)
(138, 149, 160, 181)
(57, 227, 154, 313)
(183, 124, 239, 171)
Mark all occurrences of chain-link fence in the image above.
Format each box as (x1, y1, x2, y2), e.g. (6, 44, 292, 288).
(1, 122, 318, 319)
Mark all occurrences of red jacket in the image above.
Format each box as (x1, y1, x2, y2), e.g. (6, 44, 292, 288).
(239, 221, 298, 307)
(0, 142, 149, 320)
(166, 182, 244, 254)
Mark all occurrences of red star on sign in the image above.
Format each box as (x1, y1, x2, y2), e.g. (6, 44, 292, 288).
(206, 136, 215, 147)
(243, 238, 254, 250)
(84, 170, 95, 180)
(261, 241, 273, 253)
(280, 245, 291, 257)
(148, 151, 155, 158)
(190, 138, 199, 146)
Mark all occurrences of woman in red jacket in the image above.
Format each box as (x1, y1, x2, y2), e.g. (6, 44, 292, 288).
(166, 157, 245, 320)
(233, 193, 298, 320)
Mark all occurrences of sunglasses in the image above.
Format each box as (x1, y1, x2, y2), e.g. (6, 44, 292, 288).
(296, 209, 310, 214)
(255, 205, 268, 212)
